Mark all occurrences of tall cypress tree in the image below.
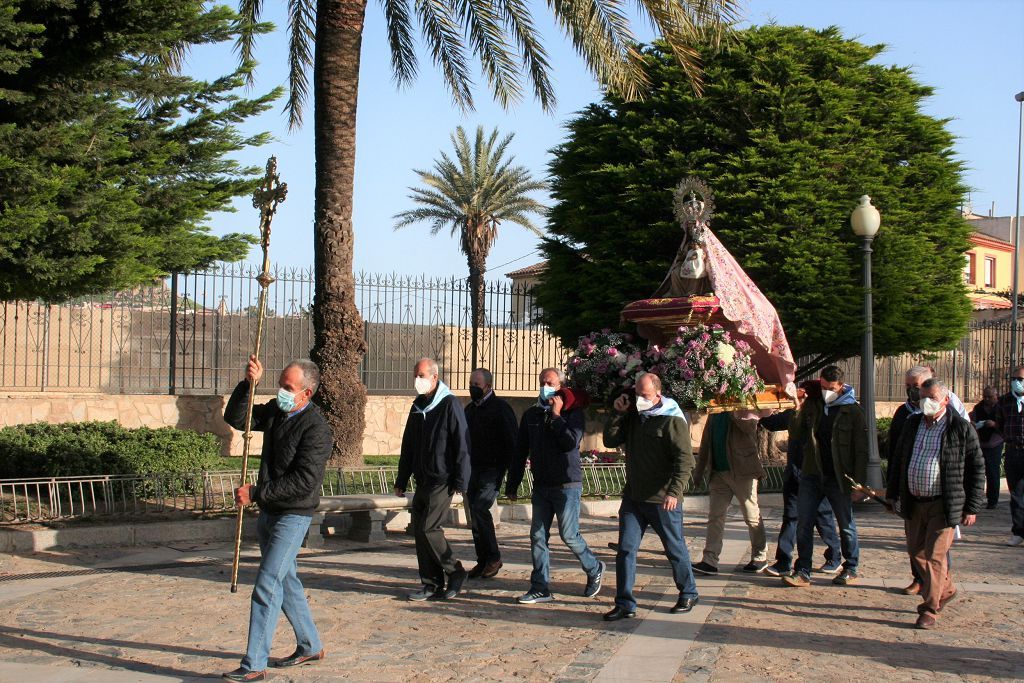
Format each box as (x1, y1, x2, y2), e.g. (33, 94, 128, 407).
(0, 1, 280, 301)
(538, 26, 970, 369)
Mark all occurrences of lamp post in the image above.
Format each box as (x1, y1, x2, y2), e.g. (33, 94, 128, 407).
(1012, 91, 1024, 372)
(851, 195, 882, 489)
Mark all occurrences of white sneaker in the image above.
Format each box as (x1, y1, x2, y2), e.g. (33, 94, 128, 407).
(1007, 535, 1024, 547)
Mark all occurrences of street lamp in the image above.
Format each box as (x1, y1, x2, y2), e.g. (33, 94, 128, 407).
(851, 195, 882, 489)
(1012, 91, 1024, 372)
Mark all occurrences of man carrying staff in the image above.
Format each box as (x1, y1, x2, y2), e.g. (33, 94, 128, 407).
(222, 356, 332, 682)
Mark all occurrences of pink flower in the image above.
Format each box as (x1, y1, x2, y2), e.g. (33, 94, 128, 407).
(718, 382, 728, 394)
(718, 360, 726, 368)
(601, 327, 611, 335)
(606, 347, 618, 357)
(596, 362, 609, 373)
(681, 369, 694, 380)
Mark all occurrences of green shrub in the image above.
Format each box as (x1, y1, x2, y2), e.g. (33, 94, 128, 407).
(0, 421, 224, 479)
(876, 416, 893, 459)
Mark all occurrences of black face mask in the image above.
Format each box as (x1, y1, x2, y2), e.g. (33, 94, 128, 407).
(906, 386, 921, 404)
(469, 386, 486, 402)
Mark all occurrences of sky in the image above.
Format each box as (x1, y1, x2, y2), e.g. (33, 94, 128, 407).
(186, 0, 1024, 281)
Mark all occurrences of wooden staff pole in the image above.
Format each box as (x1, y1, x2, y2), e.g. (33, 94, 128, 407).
(230, 157, 288, 593)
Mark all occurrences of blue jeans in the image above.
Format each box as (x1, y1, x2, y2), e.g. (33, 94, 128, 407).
(468, 467, 503, 564)
(240, 512, 322, 672)
(529, 485, 600, 592)
(776, 468, 840, 570)
(794, 474, 859, 576)
(615, 497, 698, 611)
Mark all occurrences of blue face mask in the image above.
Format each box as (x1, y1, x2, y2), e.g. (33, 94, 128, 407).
(539, 385, 557, 401)
(276, 388, 297, 412)
(1013, 379, 1024, 397)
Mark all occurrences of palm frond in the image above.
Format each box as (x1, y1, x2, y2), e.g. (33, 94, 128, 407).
(285, 0, 316, 129)
(235, 0, 264, 87)
(382, 0, 419, 86)
(496, 0, 556, 111)
(415, 0, 474, 111)
(457, 0, 523, 108)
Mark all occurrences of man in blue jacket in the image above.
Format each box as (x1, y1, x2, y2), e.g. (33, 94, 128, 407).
(395, 358, 471, 602)
(223, 356, 332, 682)
(506, 367, 605, 604)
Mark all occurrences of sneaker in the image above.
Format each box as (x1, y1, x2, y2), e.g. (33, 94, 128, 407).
(407, 585, 441, 601)
(517, 589, 554, 604)
(832, 570, 859, 585)
(762, 563, 787, 577)
(816, 562, 842, 575)
(437, 562, 467, 599)
(742, 560, 768, 573)
(584, 561, 606, 598)
(782, 572, 811, 587)
(1007, 535, 1024, 547)
(691, 561, 718, 576)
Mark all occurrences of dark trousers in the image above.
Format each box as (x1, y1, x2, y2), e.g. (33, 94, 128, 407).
(795, 474, 858, 576)
(467, 467, 503, 564)
(1006, 448, 1024, 538)
(776, 469, 841, 570)
(905, 498, 956, 617)
(411, 482, 459, 588)
(982, 444, 1004, 507)
(614, 497, 697, 611)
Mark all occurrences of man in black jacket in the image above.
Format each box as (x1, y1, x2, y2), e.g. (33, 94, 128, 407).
(395, 358, 471, 602)
(890, 379, 984, 629)
(464, 368, 518, 579)
(506, 368, 604, 605)
(222, 356, 332, 682)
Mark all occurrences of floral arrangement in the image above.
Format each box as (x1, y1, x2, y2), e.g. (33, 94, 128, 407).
(650, 324, 765, 410)
(566, 329, 643, 406)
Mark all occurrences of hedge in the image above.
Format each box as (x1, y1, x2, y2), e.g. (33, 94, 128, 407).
(0, 421, 224, 479)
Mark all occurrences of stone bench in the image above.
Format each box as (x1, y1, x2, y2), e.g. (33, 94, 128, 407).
(308, 493, 465, 547)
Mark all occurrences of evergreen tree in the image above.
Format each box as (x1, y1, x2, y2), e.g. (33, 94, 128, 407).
(537, 26, 971, 371)
(0, 0, 280, 301)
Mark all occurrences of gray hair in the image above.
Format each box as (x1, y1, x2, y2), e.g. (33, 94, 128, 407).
(906, 365, 932, 381)
(285, 359, 320, 392)
(471, 367, 493, 387)
(636, 372, 662, 392)
(921, 377, 948, 398)
(415, 357, 439, 377)
(539, 367, 565, 383)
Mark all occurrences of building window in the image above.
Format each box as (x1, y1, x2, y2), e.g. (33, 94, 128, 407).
(984, 256, 996, 288)
(964, 252, 976, 285)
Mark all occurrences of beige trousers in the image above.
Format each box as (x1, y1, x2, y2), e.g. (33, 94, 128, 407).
(701, 469, 768, 567)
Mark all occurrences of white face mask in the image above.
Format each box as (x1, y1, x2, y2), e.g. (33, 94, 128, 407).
(635, 395, 657, 412)
(821, 388, 838, 404)
(921, 397, 943, 417)
(414, 376, 434, 396)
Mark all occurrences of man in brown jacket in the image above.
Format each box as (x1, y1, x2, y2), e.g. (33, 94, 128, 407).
(691, 410, 768, 574)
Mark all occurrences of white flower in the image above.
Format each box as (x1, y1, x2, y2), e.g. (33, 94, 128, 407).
(610, 349, 627, 366)
(716, 342, 737, 365)
(624, 356, 642, 372)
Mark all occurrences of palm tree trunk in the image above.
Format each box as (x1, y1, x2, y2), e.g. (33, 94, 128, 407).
(311, 0, 368, 466)
(467, 248, 486, 371)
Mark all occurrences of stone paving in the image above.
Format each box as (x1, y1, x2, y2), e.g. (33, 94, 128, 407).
(0, 499, 1022, 682)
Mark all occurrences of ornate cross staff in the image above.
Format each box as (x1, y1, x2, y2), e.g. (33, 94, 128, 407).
(230, 157, 288, 593)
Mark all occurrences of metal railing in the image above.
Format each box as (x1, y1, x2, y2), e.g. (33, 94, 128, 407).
(0, 264, 566, 396)
(0, 464, 788, 525)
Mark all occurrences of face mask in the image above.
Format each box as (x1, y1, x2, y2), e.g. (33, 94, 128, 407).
(906, 386, 920, 405)
(1012, 379, 1024, 397)
(821, 389, 838, 404)
(469, 386, 486, 402)
(921, 397, 942, 417)
(539, 385, 557, 401)
(414, 376, 434, 396)
(635, 396, 656, 412)
(276, 388, 297, 412)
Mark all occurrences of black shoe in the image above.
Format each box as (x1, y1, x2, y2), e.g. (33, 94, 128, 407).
(438, 563, 467, 599)
(272, 648, 325, 668)
(408, 585, 441, 601)
(742, 561, 768, 573)
(691, 561, 718, 576)
(480, 559, 503, 578)
(986, 502, 998, 509)
(603, 605, 636, 621)
(608, 541, 620, 551)
(467, 563, 486, 579)
(671, 596, 699, 614)
(222, 668, 266, 682)
(584, 561, 606, 598)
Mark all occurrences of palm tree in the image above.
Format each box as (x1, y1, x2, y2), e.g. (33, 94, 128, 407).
(237, 0, 739, 465)
(394, 126, 545, 370)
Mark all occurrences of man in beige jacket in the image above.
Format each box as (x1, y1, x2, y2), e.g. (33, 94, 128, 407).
(691, 410, 768, 574)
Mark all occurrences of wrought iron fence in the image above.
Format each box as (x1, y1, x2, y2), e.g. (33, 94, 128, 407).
(0, 264, 566, 395)
(0, 464, 788, 525)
